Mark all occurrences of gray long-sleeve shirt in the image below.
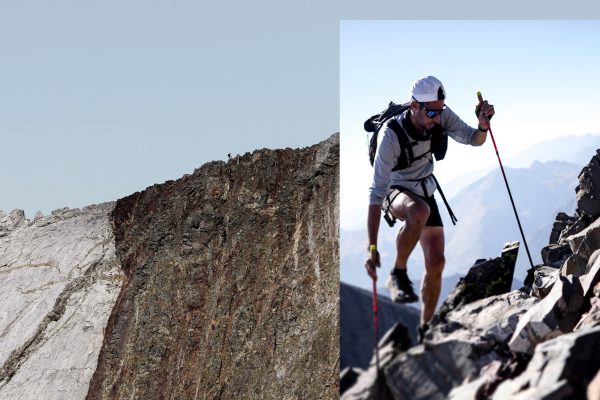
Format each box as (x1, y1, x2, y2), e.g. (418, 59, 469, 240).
(368, 106, 481, 206)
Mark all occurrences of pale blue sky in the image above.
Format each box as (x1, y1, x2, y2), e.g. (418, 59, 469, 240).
(0, 2, 339, 217)
(2, 1, 600, 217)
(341, 20, 600, 230)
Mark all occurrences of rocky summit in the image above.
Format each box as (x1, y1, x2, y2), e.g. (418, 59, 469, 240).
(342, 149, 600, 400)
(0, 133, 339, 400)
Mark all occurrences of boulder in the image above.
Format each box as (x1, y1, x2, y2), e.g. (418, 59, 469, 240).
(523, 263, 544, 292)
(374, 291, 535, 400)
(0, 209, 27, 237)
(446, 361, 504, 400)
(427, 290, 538, 346)
(559, 214, 593, 244)
(560, 253, 588, 278)
(540, 243, 572, 267)
(549, 212, 578, 244)
(385, 340, 479, 400)
(495, 326, 600, 399)
(579, 248, 600, 297)
(429, 242, 519, 330)
(447, 356, 532, 400)
(531, 266, 560, 299)
(341, 322, 411, 400)
(575, 282, 600, 330)
(509, 274, 584, 354)
(340, 367, 364, 396)
(564, 216, 600, 262)
(510, 252, 600, 354)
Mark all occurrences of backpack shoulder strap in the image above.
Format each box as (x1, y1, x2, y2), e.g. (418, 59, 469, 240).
(387, 118, 413, 171)
(366, 102, 411, 167)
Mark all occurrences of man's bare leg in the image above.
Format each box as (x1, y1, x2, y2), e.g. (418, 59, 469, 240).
(390, 192, 430, 270)
(419, 226, 445, 324)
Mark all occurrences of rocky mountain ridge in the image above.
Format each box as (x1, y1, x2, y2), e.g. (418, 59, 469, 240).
(0, 133, 339, 400)
(341, 149, 600, 399)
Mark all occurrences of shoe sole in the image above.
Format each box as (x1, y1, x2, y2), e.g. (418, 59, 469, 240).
(392, 294, 419, 304)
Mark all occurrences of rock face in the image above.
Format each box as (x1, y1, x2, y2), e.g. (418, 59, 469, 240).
(427, 241, 519, 333)
(495, 326, 600, 399)
(342, 149, 600, 398)
(0, 204, 122, 400)
(576, 149, 600, 218)
(87, 134, 339, 400)
(1, 134, 339, 399)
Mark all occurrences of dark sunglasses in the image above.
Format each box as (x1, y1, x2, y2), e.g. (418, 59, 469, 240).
(419, 102, 446, 118)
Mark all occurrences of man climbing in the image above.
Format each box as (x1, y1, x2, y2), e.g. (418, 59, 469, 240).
(364, 75, 495, 335)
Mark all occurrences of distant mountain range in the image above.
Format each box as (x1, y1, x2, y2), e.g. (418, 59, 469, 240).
(444, 133, 600, 198)
(443, 159, 580, 280)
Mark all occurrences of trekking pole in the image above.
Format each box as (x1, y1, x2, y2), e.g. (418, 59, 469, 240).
(371, 274, 381, 378)
(477, 91, 534, 269)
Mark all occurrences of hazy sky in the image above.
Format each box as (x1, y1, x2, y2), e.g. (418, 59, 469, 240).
(341, 20, 600, 230)
(1, 2, 341, 217)
(2, 2, 600, 218)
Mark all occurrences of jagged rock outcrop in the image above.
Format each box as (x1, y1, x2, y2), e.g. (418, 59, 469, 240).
(343, 149, 600, 398)
(1, 134, 339, 400)
(575, 281, 600, 330)
(576, 149, 600, 218)
(341, 242, 525, 399)
(549, 212, 578, 244)
(427, 241, 519, 333)
(495, 326, 600, 399)
(531, 265, 560, 298)
(541, 242, 572, 268)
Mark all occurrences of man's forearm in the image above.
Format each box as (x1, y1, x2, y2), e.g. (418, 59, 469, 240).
(367, 204, 382, 247)
(472, 129, 488, 145)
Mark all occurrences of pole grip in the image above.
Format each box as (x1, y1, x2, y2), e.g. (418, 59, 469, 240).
(477, 91, 484, 104)
(477, 91, 490, 131)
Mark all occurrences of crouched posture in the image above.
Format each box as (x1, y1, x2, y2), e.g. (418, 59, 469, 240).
(364, 76, 495, 332)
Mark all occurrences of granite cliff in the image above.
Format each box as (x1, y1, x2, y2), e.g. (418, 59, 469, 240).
(0, 133, 339, 399)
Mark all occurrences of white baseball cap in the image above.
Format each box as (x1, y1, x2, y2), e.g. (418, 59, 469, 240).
(410, 76, 446, 102)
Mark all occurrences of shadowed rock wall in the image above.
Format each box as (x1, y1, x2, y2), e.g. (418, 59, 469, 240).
(86, 134, 339, 399)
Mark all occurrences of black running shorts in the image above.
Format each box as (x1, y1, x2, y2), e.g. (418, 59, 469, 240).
(383, 186, 443, 227)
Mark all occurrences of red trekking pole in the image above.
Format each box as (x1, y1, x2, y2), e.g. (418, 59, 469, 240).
(371, 274, 381, 377)
(478, 92, 534, 269)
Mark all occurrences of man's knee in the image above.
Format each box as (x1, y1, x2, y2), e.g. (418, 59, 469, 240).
(393, 201, 430, 227)
(426, 254, 445, 277)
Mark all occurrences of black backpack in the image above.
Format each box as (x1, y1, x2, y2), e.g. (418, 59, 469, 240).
(364, 101, 448, 168)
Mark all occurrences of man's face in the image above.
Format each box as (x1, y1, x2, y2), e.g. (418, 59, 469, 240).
(413, 100, 444, 131)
